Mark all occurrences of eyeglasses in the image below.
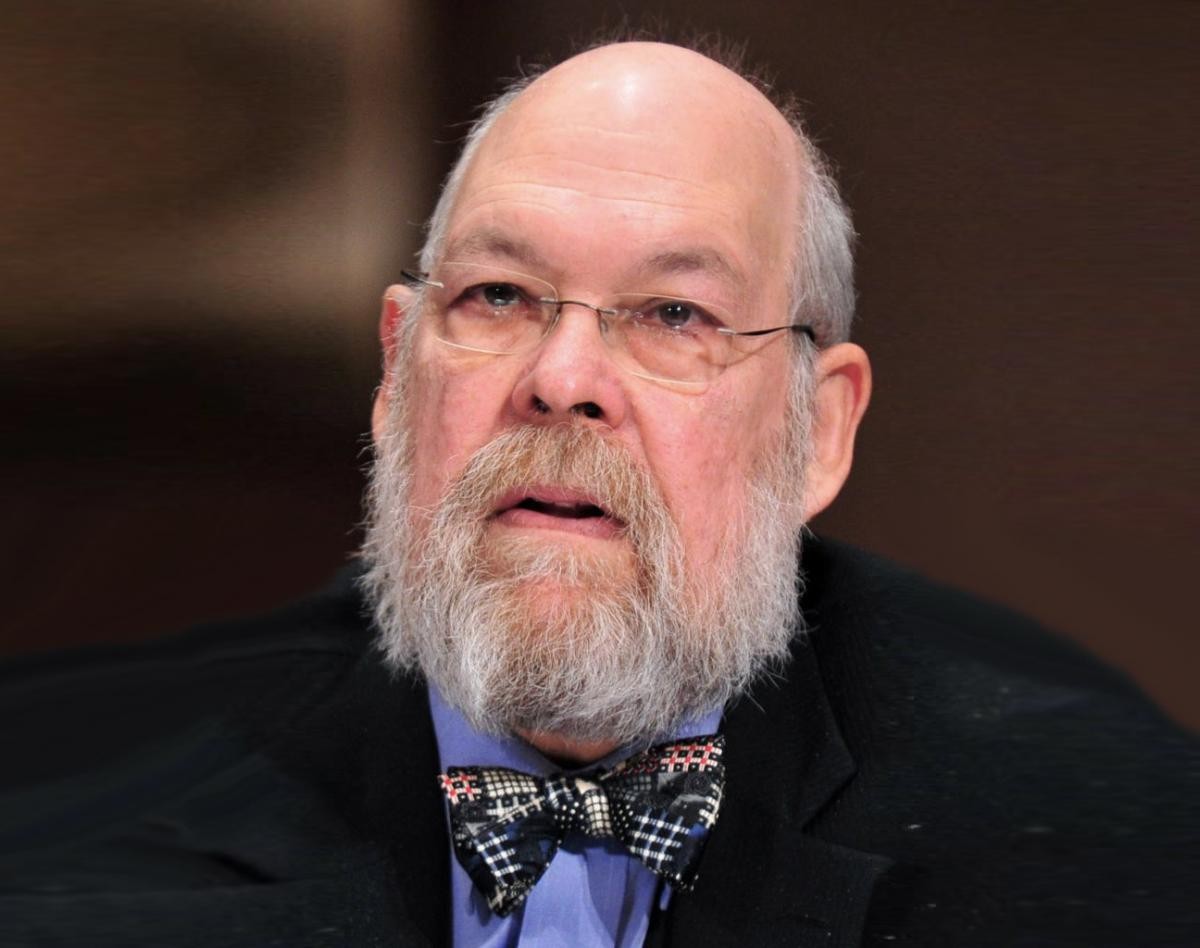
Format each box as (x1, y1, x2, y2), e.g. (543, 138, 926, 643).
(399, 262, 816, 386)
(398, 260, 820, 386)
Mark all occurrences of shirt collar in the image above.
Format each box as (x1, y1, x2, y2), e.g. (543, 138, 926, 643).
(428, 682, 724, 775)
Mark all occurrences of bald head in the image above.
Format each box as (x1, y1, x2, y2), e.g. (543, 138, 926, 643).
(419, 40, 855, 344)
(480, 43, 800, 191)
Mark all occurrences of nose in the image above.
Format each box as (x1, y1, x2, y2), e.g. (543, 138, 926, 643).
(510, 302, 629, 427)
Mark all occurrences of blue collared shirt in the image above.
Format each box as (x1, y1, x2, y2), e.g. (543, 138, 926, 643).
(429, 685, 722, 946)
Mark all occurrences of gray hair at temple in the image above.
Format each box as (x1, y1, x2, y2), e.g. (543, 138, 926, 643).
(416, 43, 857, 347)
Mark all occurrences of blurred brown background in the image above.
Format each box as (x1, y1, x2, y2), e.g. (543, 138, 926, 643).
(3, 1, 1196, 728)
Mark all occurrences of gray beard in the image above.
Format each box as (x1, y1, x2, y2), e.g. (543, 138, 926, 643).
(360, 382, 812, 746)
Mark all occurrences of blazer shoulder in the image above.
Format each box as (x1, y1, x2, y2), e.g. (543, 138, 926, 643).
(797, 542, 1197, 946)
(1, 565, 373, 793)
(802, 537, 1149, 703)
(800, 537, 1195, 775)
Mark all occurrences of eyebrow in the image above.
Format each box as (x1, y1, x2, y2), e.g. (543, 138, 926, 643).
(443, 229, 745, 294)
(633, 248, 747, 293)
(442, 230, 550, 272)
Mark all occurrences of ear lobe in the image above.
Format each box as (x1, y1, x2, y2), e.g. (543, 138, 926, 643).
(802, 342, 872, 522)
(372, 284, 416, 444)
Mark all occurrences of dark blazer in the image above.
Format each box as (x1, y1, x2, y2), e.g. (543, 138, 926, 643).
(1, 539, 1194, 946)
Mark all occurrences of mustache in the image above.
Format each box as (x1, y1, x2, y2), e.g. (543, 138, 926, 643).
(430, 424, 672, 546)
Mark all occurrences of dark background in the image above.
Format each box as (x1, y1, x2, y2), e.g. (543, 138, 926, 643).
(4, 1, 1196, 728)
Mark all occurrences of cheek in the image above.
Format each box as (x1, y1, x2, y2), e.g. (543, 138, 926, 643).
(642, 387, 769, 570)
(404, 354, 516, 509)
(679, 348, 793, 537)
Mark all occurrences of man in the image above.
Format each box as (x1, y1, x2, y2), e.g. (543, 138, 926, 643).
(1, 41, 1194, 947)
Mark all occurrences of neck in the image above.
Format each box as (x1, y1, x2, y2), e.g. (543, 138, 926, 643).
(518, 729, 621, 767)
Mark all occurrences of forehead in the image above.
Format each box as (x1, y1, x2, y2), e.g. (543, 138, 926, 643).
(445, 48, 801, 291)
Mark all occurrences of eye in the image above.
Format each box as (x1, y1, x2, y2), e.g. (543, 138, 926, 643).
(477, 282, 526, 309)
(632, 298, 720, 333)
(656, 301, 696, 329)
(451, 280, 542, 319)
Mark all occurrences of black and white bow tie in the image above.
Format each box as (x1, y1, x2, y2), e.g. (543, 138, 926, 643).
(438, 734, 726, 916)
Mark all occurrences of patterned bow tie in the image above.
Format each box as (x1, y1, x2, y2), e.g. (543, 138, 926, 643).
(437, 734, 726, 916)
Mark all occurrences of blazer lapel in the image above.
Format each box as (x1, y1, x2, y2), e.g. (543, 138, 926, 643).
(294, 647, 451, 945)
(663, 638, 893, 947)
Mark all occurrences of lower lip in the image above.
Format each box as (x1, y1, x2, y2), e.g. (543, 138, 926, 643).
(492, 507, 624, 540)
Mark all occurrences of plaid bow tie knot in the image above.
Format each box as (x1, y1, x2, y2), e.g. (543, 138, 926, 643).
(544, 773, 615, 837)
(438, 734, 726, 916)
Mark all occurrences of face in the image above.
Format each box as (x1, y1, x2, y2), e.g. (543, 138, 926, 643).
(396, 50, 804, 602)
(362, 45, 862, 749)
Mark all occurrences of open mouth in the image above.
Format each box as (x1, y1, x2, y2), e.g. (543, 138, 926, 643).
(512, 497, 606, 519)
(491, 487, 624, 538)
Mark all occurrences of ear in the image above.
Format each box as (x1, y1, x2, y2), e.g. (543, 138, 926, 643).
(371, 284, 416, 444)
(802, 342, 872, 521)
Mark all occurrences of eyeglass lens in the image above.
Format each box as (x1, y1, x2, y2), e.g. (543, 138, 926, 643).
(425, 262, 757, 383)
